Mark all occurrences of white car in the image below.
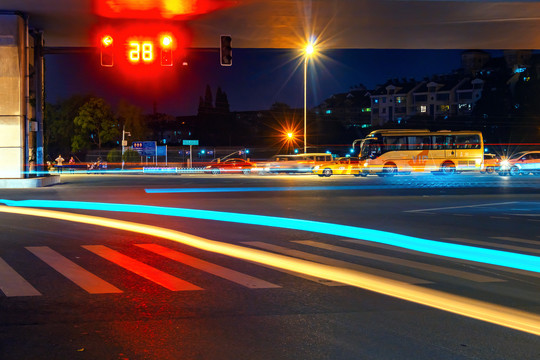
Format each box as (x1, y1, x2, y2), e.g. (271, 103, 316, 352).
(499, 151, 540, 176)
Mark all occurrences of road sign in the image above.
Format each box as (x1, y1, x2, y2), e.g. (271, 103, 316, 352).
(182, 140, 199, 146)
(132, 141, 156, 156)
(157, 145, 167, 156)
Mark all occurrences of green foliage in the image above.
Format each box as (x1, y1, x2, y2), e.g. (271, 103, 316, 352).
(122, 149, 140, 163)
(117, 99, 148, 141)
(72, 97, 119, 153)
(107, 148, 122, 163)
(44, 94, 93, 156)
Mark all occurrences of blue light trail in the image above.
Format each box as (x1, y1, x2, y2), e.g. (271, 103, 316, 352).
(1, 199, 539, 273)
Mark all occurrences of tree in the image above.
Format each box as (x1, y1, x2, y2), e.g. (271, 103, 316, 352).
(116, 99, 148, 141)
(44, 94, 93, 158)
(215, 87, 230, 113)
(72, 97, 119, 154)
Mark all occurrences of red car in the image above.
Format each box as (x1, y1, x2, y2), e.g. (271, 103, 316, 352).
(204, 158, 254, 175)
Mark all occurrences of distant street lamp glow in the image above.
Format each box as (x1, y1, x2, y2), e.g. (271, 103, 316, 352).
(287, 132, 294, 139)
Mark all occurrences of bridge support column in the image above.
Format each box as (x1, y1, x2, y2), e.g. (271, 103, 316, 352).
(0, 14, 27, 178)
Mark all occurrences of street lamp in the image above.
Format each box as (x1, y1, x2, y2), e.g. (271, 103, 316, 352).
(303, 41, 316, 153)
(121, 126, 131, 170)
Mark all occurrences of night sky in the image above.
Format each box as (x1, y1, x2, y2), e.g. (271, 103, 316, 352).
(45, 49, 500, 116)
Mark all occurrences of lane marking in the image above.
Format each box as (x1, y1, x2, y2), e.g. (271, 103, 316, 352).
(508, 214, 540, 217)
(0, 257, 41, 297)
(445, 238, 540, 256)
(294, 240, 504, 283)
(136, 244, 280, 289)
(3, 205, 540, 336)
(490, 216, 510, 220)
(244, 260, 346, 286)
(404, 202, 517, 213)
(2, 199, 539, 273)
(491, 237, 540, 246)
(244, 241, 432, 285)
(82, 245, 202, 291)
(26, 246, 122, 294)
(344, 239, 540, 279)
(453, 213, 473, 217)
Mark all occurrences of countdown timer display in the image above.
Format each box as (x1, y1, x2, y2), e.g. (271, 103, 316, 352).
(100, 31, 175, 67)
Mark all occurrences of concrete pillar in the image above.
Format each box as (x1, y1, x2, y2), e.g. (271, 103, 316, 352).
(0, 14, 27, 178)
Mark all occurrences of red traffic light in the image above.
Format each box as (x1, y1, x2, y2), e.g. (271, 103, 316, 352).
(101, 35, 114, 67)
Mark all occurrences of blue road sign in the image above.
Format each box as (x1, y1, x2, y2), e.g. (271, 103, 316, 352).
(132, 141, 156, 156)
(182, 140, 199, 146)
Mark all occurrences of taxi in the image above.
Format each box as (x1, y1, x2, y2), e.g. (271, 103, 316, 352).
(313, 157, 362, 177)
(481, 153, 501, 174)
(499, 151, 540, 176)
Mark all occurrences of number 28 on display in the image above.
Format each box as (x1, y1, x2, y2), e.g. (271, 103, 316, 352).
(128, 41, 153, 63)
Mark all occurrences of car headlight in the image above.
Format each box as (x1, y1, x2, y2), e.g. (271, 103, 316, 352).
(205, 166, 211, 169)
(363, 162, 368, 167)
(500, 160, 510, 169)
(313, 165, 320, 171)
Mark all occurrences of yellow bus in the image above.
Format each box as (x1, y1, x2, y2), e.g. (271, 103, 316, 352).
(355, 129, 484, 176)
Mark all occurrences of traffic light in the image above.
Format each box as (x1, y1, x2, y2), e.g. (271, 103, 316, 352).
(160, 35, 173, 66)
(101, 35, 114, 67)
(220, 35, 232, 66)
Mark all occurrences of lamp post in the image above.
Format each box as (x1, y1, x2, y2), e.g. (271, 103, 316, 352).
(303, 42, 315, 153)
(121, 126, 131, 170)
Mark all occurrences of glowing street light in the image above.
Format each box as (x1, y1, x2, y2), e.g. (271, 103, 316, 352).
(287, 132, 294, 139)
(303, 40, 317, 153)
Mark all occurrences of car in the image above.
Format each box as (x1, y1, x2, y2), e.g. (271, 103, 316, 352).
(313, 157, 362, 177)
(259, 153, 334, 174)
(481, 153, 501, 174)
(204, 158, 254, 175)
(498, 151, 540, 176)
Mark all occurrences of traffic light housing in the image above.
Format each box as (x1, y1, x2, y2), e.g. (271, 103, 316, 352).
(220, 35, 232, 66)
(101, 35, 114, 67)
(160, 35, 173, 66)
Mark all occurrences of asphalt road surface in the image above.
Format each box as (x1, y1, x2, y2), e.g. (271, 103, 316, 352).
(0, 173, 539, 360)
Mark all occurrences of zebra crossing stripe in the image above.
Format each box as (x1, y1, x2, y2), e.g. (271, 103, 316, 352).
(82, 245, 202, 291)
(243, 241, 432, 285)
(0, 257, 41, 297)
(294, 240, 504, 283)
(26, 246, 122, 294)
(136, 244, 281, 289)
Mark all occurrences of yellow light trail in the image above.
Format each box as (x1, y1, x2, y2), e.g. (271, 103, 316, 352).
(1, 205, 540, 336)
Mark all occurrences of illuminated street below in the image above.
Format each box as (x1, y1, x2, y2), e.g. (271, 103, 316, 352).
(0, 174, 539, 359)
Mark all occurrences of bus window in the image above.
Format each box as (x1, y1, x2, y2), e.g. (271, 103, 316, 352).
(315, 155, 329, 162)
(385, 136, 406, 152)
(407, 136, 431, 150)
(360, 139, 382, 159)
(455, 134, 480, 149)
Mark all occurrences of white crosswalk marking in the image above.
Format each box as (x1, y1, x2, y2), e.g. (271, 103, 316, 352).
(294, 240, 505, 283)
(446, 237, 540, 255)
(491, 237, 540, 246)
(243, 241, 432, 285)
(0, 257, 41, 297)
(245, 260, 347, 286)
(136, 244, 281, 289)
(344, 239, 540, 279)
(26, 246, 122, 294)
(82, 245, 202, 291)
